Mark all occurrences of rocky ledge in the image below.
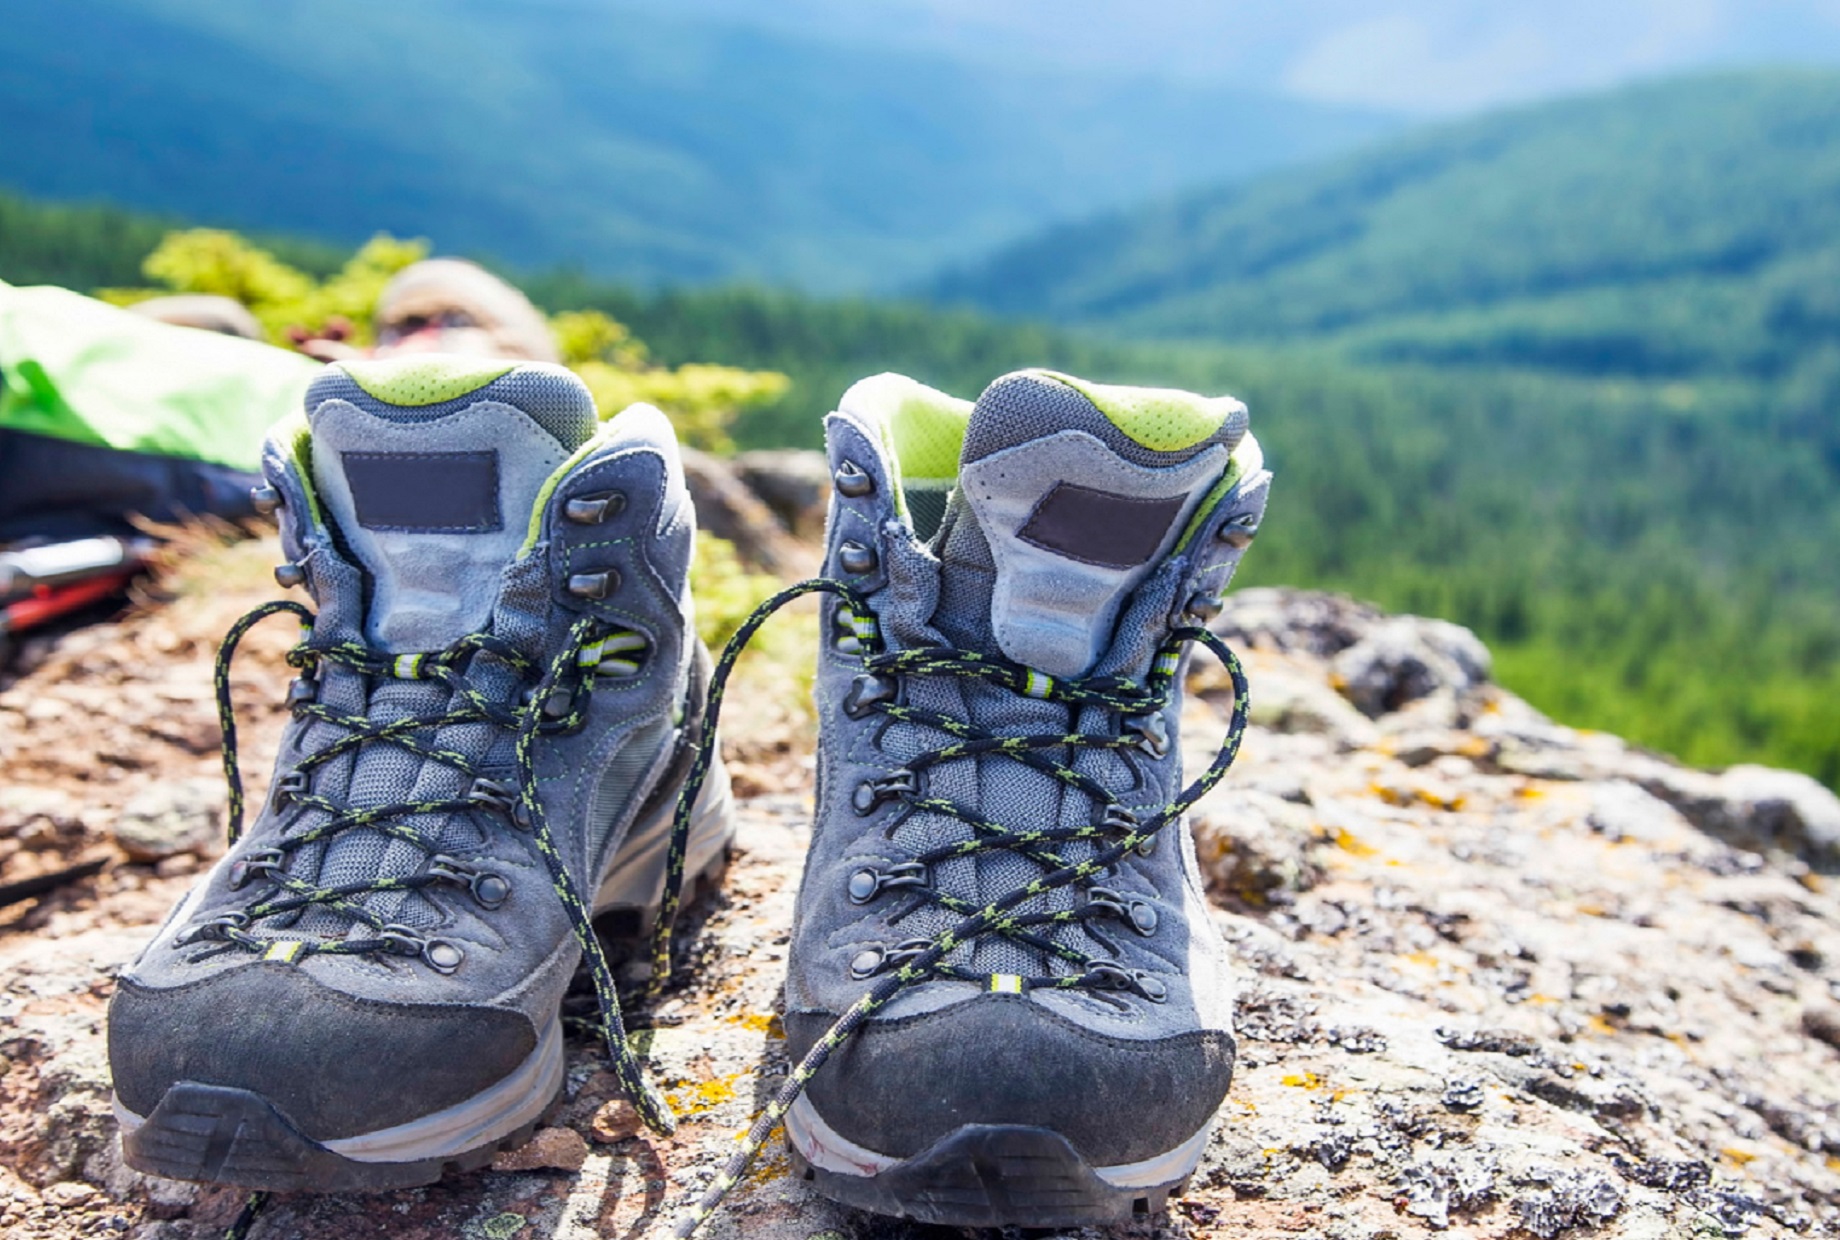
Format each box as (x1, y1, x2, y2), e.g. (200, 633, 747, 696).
(2, 559, 1838, 1240)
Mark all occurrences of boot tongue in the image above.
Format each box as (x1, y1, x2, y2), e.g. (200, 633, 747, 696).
(305, 356, 595, 651)
(931, 370, 1246, 679)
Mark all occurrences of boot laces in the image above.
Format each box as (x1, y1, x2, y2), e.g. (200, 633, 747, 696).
(653, 578, 1250, 1237)
(212, 597, 679, 1240)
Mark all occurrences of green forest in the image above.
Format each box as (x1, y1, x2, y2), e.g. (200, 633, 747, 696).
(3, 172, 1836, 790)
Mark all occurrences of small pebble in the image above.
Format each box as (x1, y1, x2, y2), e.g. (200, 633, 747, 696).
(591, 1099, 643, 1144)
(490, 1126, 588, 1173)
(44, 1181, 97, 1207)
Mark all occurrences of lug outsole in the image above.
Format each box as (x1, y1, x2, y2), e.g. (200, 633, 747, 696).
(122, 1080, 560, 1193)
(787, 1123, 1190, 1228)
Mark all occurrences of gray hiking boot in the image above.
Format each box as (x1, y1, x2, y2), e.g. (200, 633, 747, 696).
(778, 369, 1270, 1228)
(108, 355, 732, 1192)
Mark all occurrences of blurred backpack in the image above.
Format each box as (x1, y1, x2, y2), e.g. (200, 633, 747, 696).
(0, 281, 319, 542)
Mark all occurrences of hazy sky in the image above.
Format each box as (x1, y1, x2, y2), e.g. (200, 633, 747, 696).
(664, 0, 1840, 114)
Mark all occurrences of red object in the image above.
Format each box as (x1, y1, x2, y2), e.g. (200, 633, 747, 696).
(0, 570, 140, 635)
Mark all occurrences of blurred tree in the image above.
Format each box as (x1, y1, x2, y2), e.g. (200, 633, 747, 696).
(553, 308, 788, 454)
(99, 229, 425, 345)
(99, 233, 788, 454)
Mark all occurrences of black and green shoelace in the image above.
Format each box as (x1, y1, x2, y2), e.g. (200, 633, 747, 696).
(212, 599, 676, 1239)
(210, 578, 1246, 1240)
(651, 578, 1250, 1237)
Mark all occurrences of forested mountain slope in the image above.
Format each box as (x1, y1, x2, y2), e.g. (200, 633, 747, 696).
(5, 192, 1836, 787)
(0, 0, 1388, 291)
(935, 69, 1840, 380)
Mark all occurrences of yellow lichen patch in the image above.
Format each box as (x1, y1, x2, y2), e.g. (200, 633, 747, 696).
(1281, 1071, 1324, 1089)
(1372, 780, 1466, 812)
(1399, 951, 1441, 971)
(741, 1128, 789, 1188)
(1722, 1146, 1759, 1167)
(667, 1070, 749, 1115)
(1329, 826, 1377, 857)
(1587, 1014, 1620, 1037)
(725, 1011, 786, 1038)
(1798, 872, 1826, 894)
(1516, 785, 1547, 801)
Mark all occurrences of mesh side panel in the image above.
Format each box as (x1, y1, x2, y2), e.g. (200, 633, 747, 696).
(306, 365, 595, 450)
(961, 372, 1241, 470)
(589, 720, 672, 875)
(904, 486, 951, 544)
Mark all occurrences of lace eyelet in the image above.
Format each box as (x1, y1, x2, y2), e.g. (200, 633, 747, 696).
(838, 540, 878, 575)
(834, 460, 874, 498)
(378, 923, 425, 958)
(272, 771, 309, 806)
(1085, 961, 1167, 1003)
(467, 777, 517, 815)
(852, 769, 918, 816)
(849, 946, 885, 979)
(428, 855, 512, 910)
(1123, 712, 1170, 760)
(423, 939, 465, 973)
(564, 491, 626, 525)
(846, 861, 926, 904)
(178, 911, 249, 945)
(843, 672, 898, 719)
(228, 848, 286, 890)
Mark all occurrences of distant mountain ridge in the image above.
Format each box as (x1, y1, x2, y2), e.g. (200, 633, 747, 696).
(932, 68, 1840, 380)
(0, 0, 1392, 292)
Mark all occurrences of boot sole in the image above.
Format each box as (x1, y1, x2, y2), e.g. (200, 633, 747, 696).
(112, 763, 736, 1193)
(784, 1095, 1208, 1228)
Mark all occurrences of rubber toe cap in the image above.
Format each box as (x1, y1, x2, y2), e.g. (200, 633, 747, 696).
(786, 994, 1233, 1165)
(109, 962, 537, 1141)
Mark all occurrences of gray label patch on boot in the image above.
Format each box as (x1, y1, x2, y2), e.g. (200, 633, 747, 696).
(342, 451, 501, 532)
(1016, 483, 1184, 569)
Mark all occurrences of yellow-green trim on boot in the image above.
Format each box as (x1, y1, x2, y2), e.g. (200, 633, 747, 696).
(340, 356, 517, 408)
(838, 373, 973, 523)
(1035, 370, 1246, 453)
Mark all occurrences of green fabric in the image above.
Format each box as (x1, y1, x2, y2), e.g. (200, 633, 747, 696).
(341, 355, 514, 406)
(845, 372, 972, 480)
(0, 282, 319, 472)
(1041, 370, 1243, 452)
(1173, 431, 1264, 552)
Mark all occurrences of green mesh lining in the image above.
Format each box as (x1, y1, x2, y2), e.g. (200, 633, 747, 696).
(843, 373, 971, 480)
(275, 410, 325, 528)
(1174, 432, 1264, 552)
(1041, 371, 1244, 453)
(340, 356, 515, 407)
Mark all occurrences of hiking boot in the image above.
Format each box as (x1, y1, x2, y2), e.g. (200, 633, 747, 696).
(108, 355, 731, 1192)
(780, 369, 1270, 1228)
